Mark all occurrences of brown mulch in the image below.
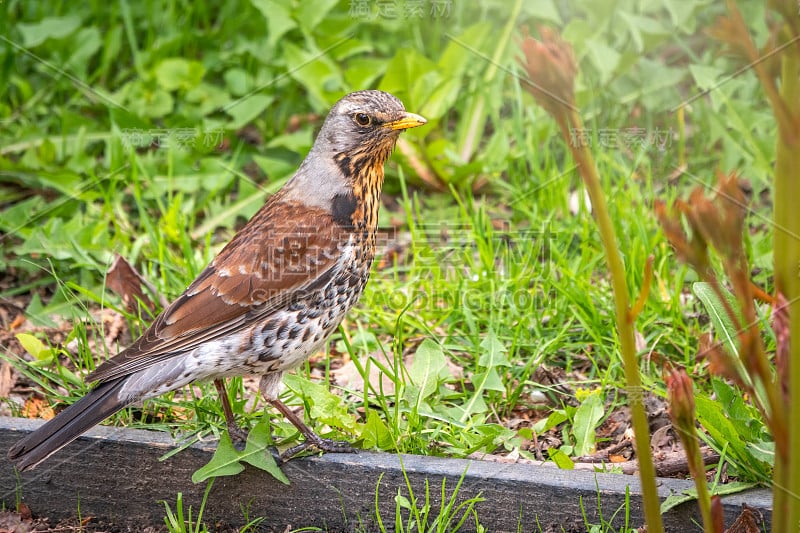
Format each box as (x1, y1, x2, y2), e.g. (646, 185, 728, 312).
(0, 505, 165, 533)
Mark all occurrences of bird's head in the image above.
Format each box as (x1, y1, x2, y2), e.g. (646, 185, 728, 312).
(285, 90, 426, 217)
(319, 90, 426, 164)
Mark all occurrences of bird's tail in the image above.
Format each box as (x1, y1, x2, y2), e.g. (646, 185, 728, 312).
(8, 379, 129, 471)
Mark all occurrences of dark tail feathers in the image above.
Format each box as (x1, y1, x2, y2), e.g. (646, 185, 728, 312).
(8, 379, 129, 471)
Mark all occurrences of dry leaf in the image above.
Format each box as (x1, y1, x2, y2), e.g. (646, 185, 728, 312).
(0, 362, 14, 398)
(16, 504, 31, 522)
(332, 351, 397, 395)
(0, 510, 30, 533)
(726, 503, 763, 533)
(22, 397, 55, 420)
(106, 254, 162, 315)
(9, 314, 25, 331)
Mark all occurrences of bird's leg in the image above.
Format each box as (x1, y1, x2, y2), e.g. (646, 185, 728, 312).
(213, 379, 249, 444)
(267, 398, 355, 460)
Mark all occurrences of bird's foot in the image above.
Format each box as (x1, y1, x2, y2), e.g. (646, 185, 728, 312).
(267, 398, 355, 460)
(280, 434, 355, 461)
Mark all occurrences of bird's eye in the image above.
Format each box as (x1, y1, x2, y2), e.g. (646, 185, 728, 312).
(354, 113, 372, 126)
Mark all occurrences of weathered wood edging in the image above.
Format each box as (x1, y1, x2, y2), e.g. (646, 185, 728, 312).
(0, 417, 771, 531)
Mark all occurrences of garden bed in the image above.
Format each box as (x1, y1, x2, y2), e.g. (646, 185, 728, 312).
(0, 416, 771, 532)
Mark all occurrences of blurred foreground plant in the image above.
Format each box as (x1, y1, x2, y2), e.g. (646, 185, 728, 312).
(517, 27, 664, 533)
(655, 1, 800, 530)
(665, 365, 713, 532)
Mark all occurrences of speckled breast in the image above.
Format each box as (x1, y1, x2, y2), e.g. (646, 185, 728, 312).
(240, 238, 375, 375)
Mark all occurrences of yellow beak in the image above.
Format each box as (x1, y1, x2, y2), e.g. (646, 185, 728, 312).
(384, 112, 427, 131)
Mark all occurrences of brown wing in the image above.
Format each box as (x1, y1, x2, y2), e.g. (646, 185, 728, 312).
(88, 199, 346, 383)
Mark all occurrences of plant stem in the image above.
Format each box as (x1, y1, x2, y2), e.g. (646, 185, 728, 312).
(773, 37, 800, 533)
(680, 425, 714, 532)
(559, 109, 664, 533)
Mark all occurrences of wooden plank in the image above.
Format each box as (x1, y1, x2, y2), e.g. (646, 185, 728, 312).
(0, 417, 771, 531)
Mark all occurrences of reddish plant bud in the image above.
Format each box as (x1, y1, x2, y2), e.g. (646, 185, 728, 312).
(517, 27, 578, 119)
(665, 366, 696, 437)
(655, 198, 711, 276)
(710, 495, 725, 533)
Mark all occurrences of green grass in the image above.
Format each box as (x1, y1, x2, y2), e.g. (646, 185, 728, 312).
(0, 0, 783, 527)
(162, 479, 265, 533)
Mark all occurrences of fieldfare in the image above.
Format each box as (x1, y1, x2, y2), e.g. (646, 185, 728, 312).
(9, 90, 426, 471)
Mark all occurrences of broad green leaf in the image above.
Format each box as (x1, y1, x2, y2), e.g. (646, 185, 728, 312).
(379, 48, 438, 109)
(662, 0, 703, 31)
(345, 58, 386, 92)
(472, 369, 504, 392)
(618, 13, 669, 53)
(520, 0, 562, 24)
(362, 409, 394, 450)
(192, 420, 288, 484)
(0, 197, 44, 234)
(239, 419, 289, 484)
(223, 68, 252, 97)
(548, 448, 574, 470)
(710, 378, 765, 442)
(109, 107, 150, 130)
(225, 94, 274, 130)
(404, 339, 447, 410)
(24, 293, 59, 328)
(154, 58, 206, 91)
(533, 410, 568, 434)
(66, 27, 102, 77)
(294, 0, 340, 34)
(572, 392, 604, 456)
(694, 283, 771, 414)
(695, 396, 768, 475)
(185, 82, 233, 116)
(477, 329, 510, 368)
(252, 153, 299, 183)
(121, 80, 174, 118)
(17, 15, 81, 47)
(660, 482, 758, 513)
(688, 64, 724, 92)
(419, 78, 461, 122)
(395, 494, 412, 510)
(562, 19, 601, 57)
(266, 130, 313, 152)
(692, 282, 740, 357)
(453, 391, 488, 422)
(436, 23, 491, 78)
(16, 333, 53, 360)
(282, 374, 358, 432)
(282, 42, 342, 108)
(747, 440, 775, 465)
(191, 433, 246, 483)
(518, 427, 533, 441)
(457, 332, 510, 422)
(250, 0, 296, 48)
(586, 39, 621, 85)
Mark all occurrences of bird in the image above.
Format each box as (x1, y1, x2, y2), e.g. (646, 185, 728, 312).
(8, 90, 426, 471)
